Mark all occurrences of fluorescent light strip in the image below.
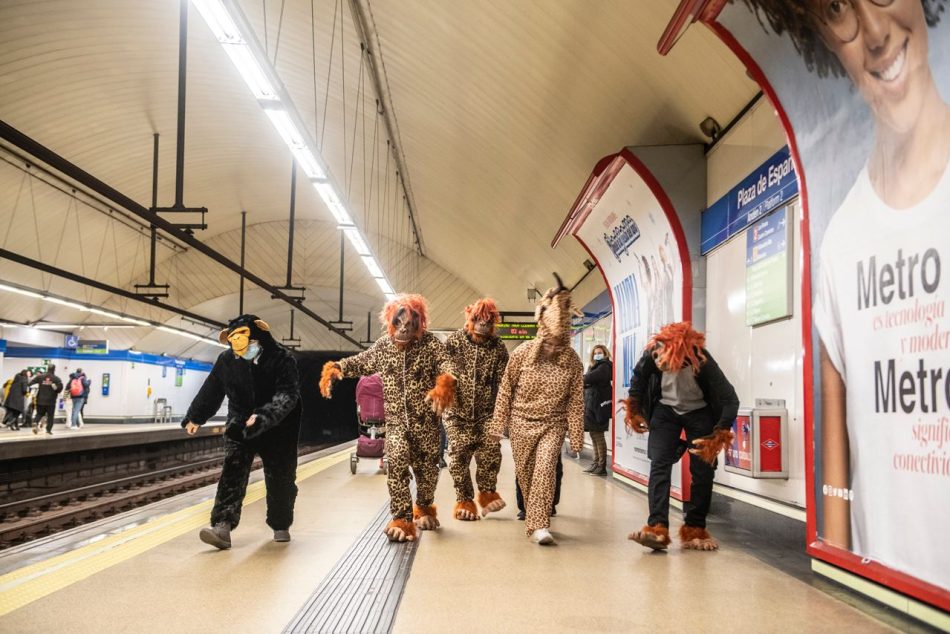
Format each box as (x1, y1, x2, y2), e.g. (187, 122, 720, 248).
(191, 0, 400, 300)
(0, 283, 227, 348)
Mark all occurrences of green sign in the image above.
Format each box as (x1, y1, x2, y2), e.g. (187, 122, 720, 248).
(76, 339, 109, 355)
(745, 207, 793, 326)
(496, 322, 538, 340)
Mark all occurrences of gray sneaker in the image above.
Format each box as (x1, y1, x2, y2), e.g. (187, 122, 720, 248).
(199, 522, 232, 550)
(273, 530, 291, 543)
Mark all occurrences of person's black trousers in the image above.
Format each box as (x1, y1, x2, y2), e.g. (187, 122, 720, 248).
(210, 421, 299, 530)
(516, 451, 563, 513)
(35, 404, 56, 433)
(647, 403, 717, 528)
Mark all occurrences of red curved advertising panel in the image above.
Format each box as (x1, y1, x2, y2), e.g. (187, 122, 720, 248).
(701, 0, 949, 611)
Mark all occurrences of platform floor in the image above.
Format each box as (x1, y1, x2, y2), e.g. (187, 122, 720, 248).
(0, 441, 918, 633)
(0, 422, 218, 444)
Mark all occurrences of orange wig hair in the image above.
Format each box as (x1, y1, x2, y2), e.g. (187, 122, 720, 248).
(647, 321, 707, 374)
(464, 297, 501, 334)
(380, 293, 429, 340)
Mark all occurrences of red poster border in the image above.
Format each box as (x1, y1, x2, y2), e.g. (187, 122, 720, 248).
(705, 17, 949, 612)
(557, 148, 694, 499)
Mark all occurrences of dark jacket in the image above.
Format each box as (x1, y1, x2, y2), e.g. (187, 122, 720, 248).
(628, 347, 739, 430)
(67, 372, 91, 399)
(583, 359, 613, 432)
(30, 372, 63, 407)
(5, 374, 30, 412)
(182, 343, 301, 443)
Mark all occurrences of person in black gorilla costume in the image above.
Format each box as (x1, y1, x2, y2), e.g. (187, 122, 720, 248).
(182, 314, 301, 550)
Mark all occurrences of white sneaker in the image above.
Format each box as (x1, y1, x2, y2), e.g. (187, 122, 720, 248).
(530, 528, 555, 545)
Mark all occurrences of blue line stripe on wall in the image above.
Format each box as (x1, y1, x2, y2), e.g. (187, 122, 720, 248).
(2, 345, 214, 372)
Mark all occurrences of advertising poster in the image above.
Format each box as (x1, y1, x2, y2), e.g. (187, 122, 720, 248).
(571, 158, 688, 494)
(713, 0, 950, 607)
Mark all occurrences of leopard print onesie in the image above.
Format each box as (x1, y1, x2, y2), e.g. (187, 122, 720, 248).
(338, 331, 456, 522)
(489, 283, 584, 535)
(444, 329, 509, 502)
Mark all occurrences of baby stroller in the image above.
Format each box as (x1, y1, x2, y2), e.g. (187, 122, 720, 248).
(350, 374, 388, 474)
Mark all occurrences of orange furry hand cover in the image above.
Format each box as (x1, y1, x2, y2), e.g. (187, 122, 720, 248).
(689, 427, 734, 465)
(425, 373, 456, 414)
(621, 397, 648, 433)
(319, 361, 343, 398)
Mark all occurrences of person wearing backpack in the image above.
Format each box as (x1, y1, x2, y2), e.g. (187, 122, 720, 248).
(67, 368, 91, 429)
(30, 365, 64, 435)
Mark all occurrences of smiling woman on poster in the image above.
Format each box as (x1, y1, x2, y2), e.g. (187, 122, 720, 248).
(743, 0, 949, 591)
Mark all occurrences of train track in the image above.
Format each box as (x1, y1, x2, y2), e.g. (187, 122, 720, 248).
(0, 444, 329, 548)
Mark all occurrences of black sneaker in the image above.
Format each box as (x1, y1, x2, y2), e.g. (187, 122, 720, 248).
(517, 510, 525, 521)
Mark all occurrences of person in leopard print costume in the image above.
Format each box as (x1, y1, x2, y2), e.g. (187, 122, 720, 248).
(490, 275, 584, 545)
(320, 294, 457, 543)
(444, 298, 510, 521)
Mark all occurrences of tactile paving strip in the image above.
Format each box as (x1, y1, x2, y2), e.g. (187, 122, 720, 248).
(284, 503, 417, 634)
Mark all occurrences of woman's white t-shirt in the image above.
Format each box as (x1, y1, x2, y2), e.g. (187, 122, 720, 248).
(814, 162, 950, 591)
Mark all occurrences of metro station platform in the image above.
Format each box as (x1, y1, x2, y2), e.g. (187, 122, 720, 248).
(0, 442, 929, 633)
(0, 422, 225, 460)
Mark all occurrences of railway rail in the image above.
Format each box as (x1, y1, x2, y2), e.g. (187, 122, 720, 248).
(0, 443, 328, 548)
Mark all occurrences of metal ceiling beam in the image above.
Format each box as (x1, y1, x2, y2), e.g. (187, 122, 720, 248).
(347, 0, 425, 256)
(0, 248, 225, 329)
(0, 119, 366, 349)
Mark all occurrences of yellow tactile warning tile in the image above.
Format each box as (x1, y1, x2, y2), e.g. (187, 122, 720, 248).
(0, 449, 350, 617)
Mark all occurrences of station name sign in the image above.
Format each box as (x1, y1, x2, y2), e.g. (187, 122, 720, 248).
(700, 146, 798, 254)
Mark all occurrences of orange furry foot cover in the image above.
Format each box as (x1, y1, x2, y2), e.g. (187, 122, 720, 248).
(679, 525, 719, 550)
(384, 518, 417, 542)
(628, 524, 671, 550)
(621, 397, 648, 433)
(477, 490, 506, 516)
(425, 373, 457, 415)
(319, 361, 342, 398)
(689, 427, 734, 465)
(413, 504, 440, 530)
(454, 500, 479, 520)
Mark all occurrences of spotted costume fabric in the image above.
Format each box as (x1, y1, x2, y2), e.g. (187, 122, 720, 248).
(490, 280, 584, 535)
(339, 331, 456, 521)
(444, 329, 509, 502)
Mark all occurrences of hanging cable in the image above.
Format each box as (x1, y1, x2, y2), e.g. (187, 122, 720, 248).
(272, 0, 287, 66)
(319, 0, 340, 153)
(310, 0, 319, 145)
(346, 48, 364, 200)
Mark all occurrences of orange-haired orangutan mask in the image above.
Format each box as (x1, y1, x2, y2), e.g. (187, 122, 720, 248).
(464, 297, 500, 343)
(381, 294, 429, 349)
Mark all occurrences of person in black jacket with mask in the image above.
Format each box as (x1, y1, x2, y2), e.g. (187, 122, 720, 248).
(30, 365, 63, 435)
(623, 322, 738, 552)
(182, 315, 301, 550)
(583, 345, 613, 476)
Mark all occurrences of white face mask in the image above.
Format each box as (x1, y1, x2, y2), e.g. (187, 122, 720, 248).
(593, 353, 604, 361)
(242, 341, 262, 361)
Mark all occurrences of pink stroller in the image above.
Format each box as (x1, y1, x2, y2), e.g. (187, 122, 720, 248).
(350, 374, 388, 474)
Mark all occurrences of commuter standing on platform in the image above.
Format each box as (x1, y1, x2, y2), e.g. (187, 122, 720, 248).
(320, 294, 457, 543)
(624, 322, 738, 551)
(583, 344, 613, 476)
(30, 365, 63, 436)
(443, 298, 509, 521)
(490, 275, 584, 546)
(2, 370, 31, 431)
(183, 315, 302, 550)
(66, 368, 90, 429)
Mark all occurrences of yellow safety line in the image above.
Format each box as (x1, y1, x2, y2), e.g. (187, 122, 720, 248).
(0, 449, 350, 617)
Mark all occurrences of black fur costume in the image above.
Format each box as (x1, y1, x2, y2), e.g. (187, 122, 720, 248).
(182, 315, 301, 530)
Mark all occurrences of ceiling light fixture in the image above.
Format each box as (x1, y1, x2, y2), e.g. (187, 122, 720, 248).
(190, 0, 398, 301)
(0, 281, 227, 349)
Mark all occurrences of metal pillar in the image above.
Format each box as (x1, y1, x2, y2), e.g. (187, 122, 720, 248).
(239, 210, 247, 314)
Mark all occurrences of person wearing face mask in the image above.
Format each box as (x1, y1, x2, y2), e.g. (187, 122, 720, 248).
(181, 314, 302, 550)
(321, 294, 457, 543)
(583, 345, 613, 476)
